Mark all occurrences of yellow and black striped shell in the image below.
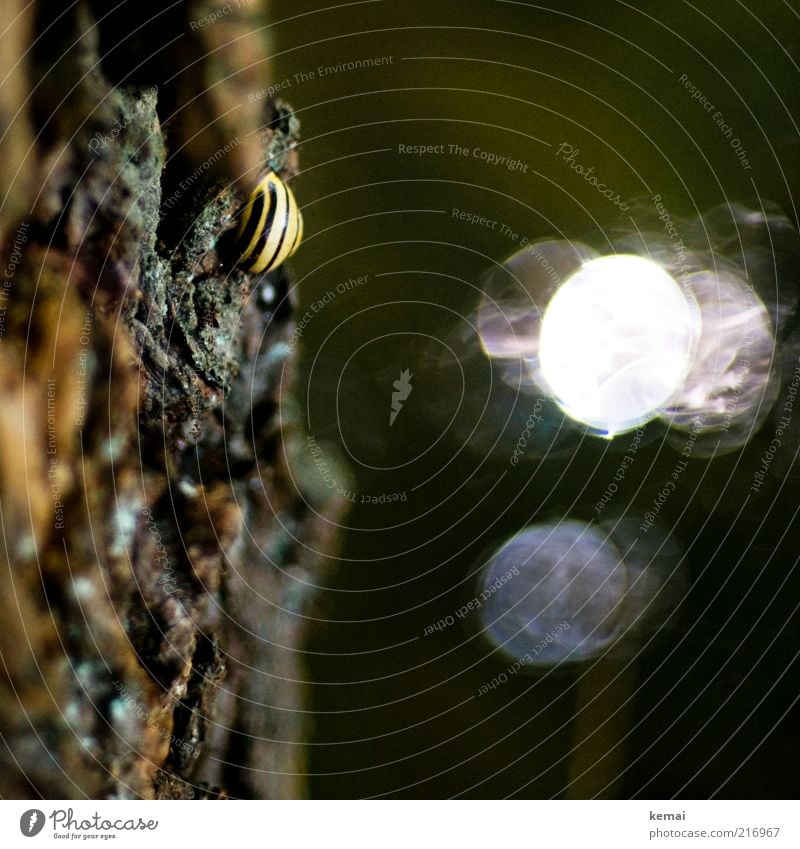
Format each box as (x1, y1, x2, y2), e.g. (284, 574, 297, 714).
(236, 171, 303, 273)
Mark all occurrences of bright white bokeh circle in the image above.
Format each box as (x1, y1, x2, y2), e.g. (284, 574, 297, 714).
(538, 254, 697, 436)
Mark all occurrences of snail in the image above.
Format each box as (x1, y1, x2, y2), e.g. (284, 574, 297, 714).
(236, 170, 303, 273)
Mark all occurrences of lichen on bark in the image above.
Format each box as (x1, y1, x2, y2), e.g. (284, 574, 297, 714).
(0, 1, 339, 800)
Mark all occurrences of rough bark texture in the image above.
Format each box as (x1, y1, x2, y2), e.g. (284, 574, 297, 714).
(0, 0, 337, 799)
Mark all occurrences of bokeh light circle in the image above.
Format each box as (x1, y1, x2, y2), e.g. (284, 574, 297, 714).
(469, 518, 687, 670)
(538, 255, 698, 436)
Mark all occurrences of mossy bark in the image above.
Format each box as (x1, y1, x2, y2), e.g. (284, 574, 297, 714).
(0, 0, 334, 799)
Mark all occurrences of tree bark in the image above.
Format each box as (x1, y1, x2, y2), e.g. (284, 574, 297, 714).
(0, 0, 335, 799)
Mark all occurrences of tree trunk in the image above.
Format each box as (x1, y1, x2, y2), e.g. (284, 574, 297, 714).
(0, 0, 335, 800)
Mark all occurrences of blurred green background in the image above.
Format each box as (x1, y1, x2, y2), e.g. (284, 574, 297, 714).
(269, 0, 800, 798)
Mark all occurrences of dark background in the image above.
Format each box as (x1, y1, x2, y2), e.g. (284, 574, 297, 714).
(270, 0, 800, 798)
